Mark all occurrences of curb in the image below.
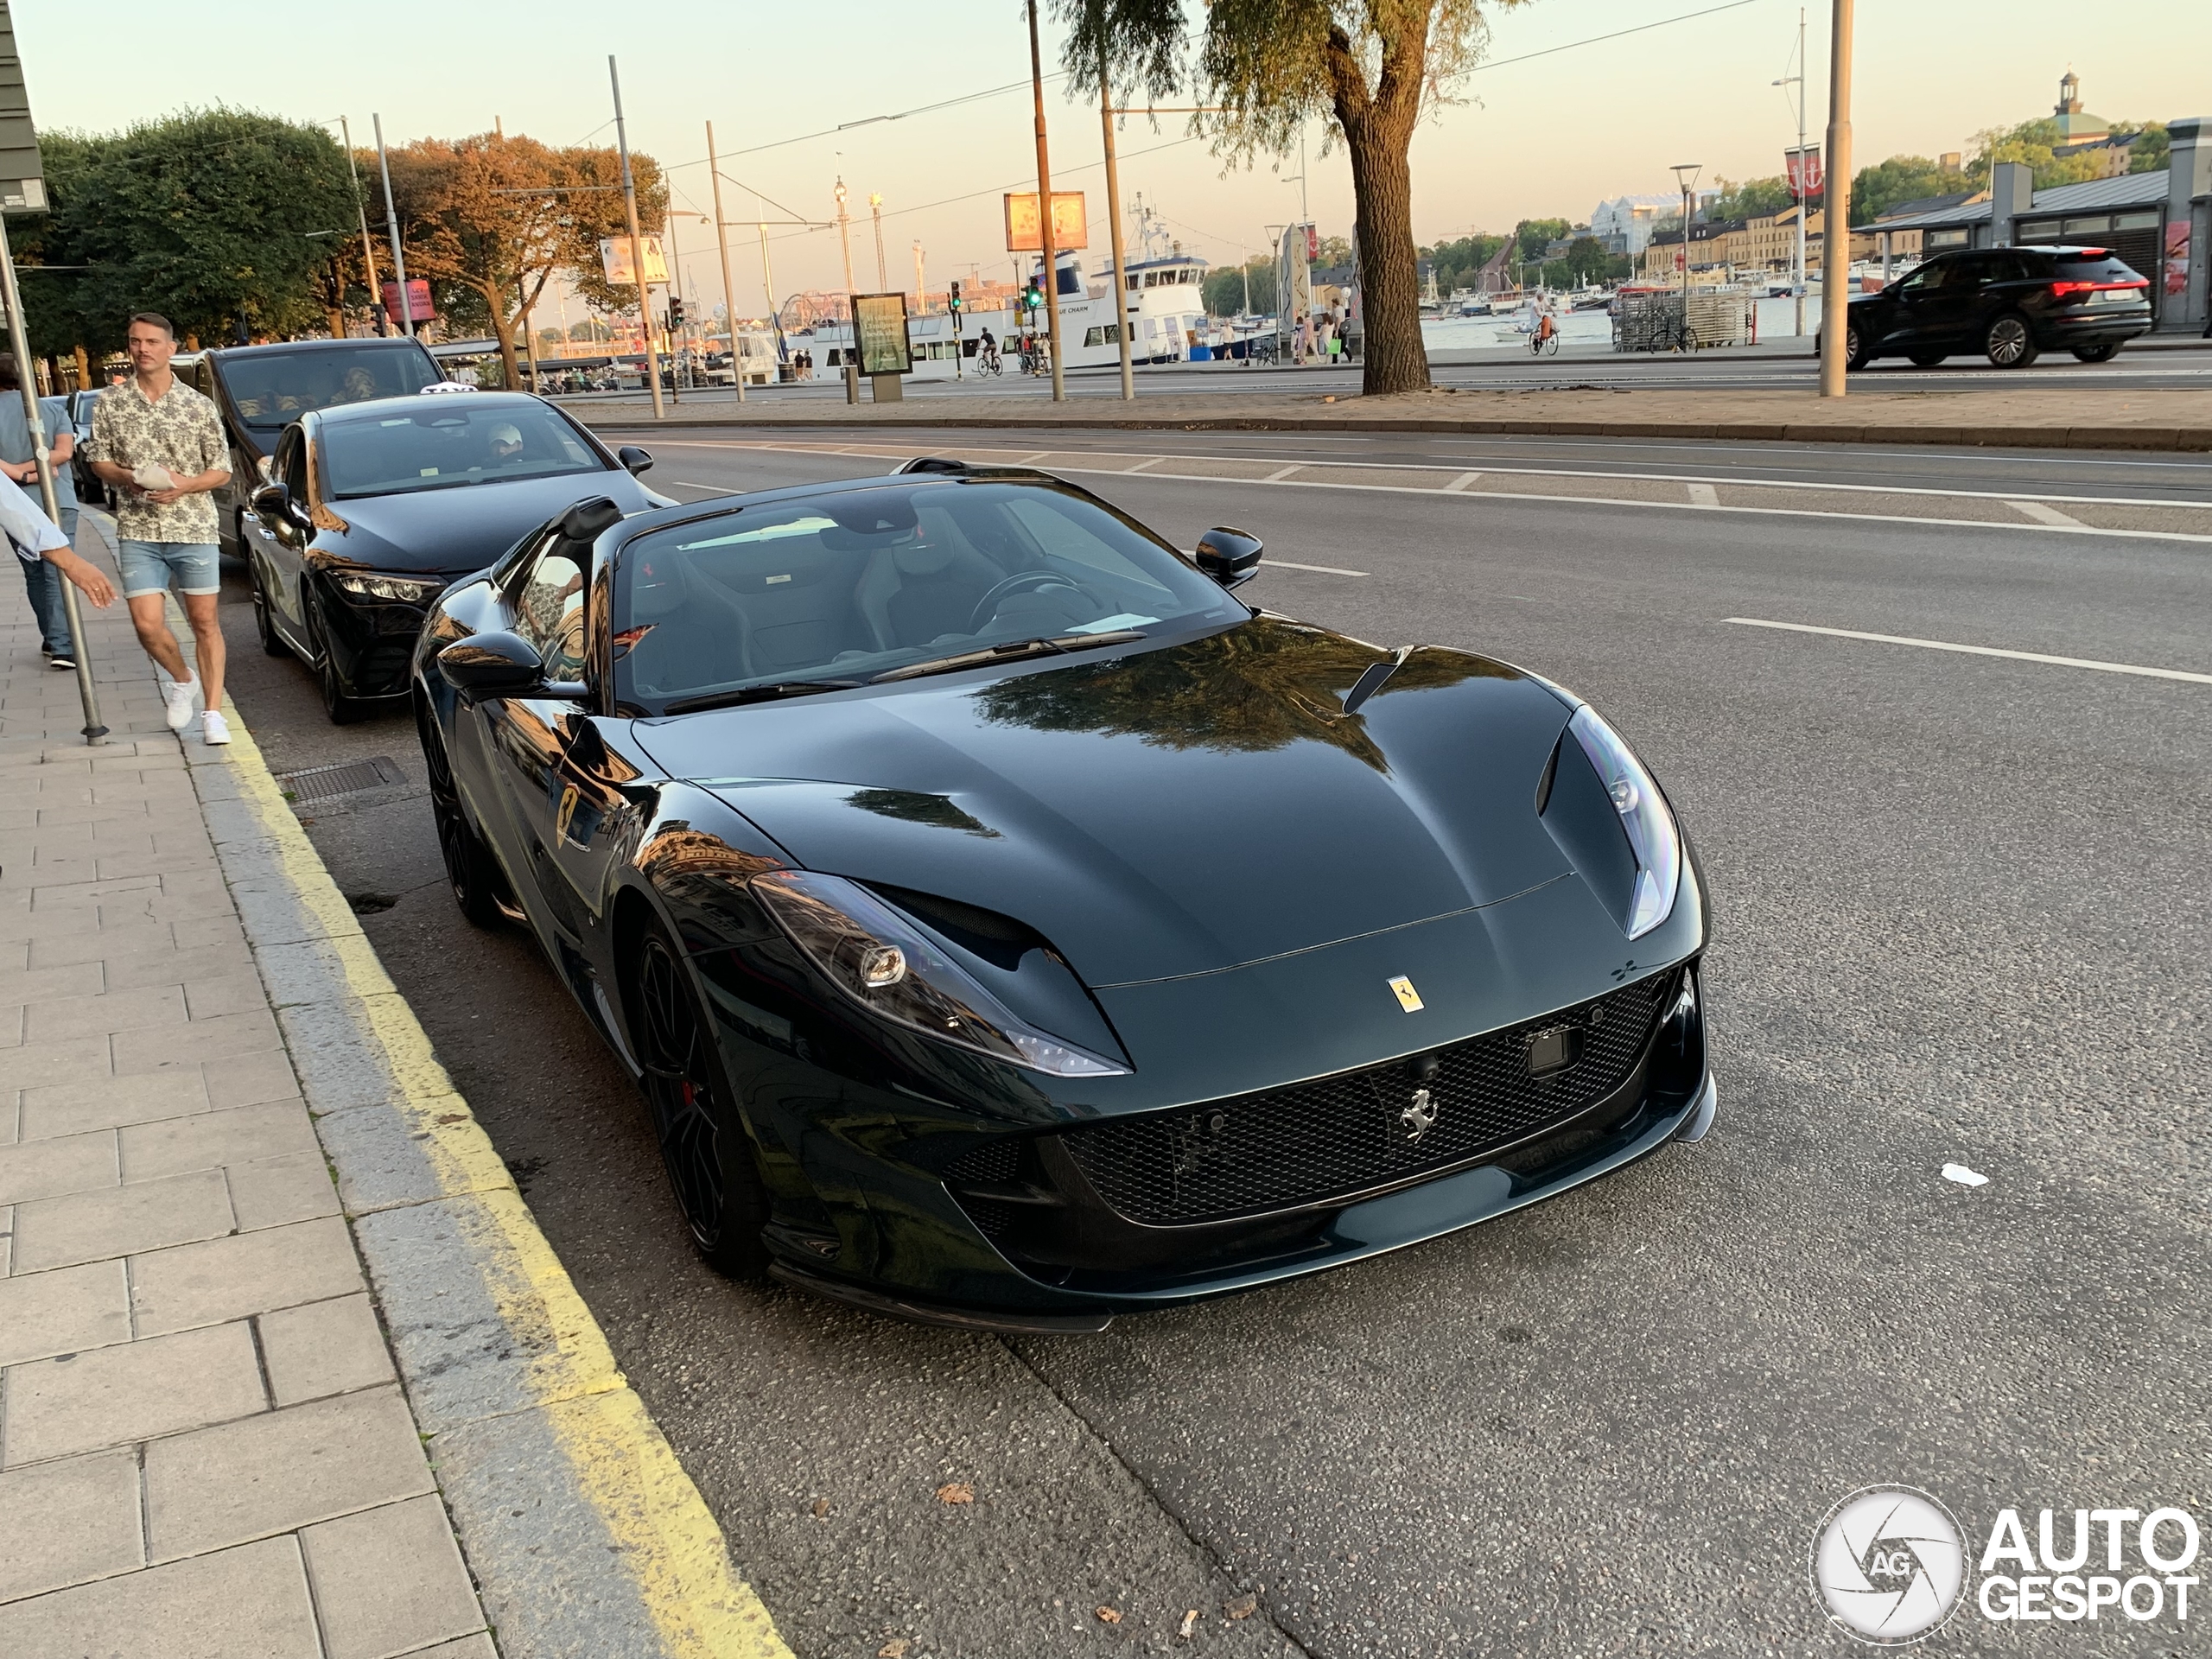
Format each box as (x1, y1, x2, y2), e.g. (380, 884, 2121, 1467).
(146, 596, 791, 1658)
(569, 406, 2212, 453)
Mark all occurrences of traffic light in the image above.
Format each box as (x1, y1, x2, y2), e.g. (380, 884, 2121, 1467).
(1022, 280, 1044, 311)
(666, 296, 685, 328)
(949, 281, 962, 311)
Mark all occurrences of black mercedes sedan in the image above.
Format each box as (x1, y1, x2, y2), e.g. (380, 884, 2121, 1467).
(1825, 245, 2152, 370)
(244, 389, 665, 721)
(414, 464, 1714, 1330)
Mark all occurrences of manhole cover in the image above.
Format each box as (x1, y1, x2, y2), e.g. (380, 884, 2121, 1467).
(276, 756, 405, 804)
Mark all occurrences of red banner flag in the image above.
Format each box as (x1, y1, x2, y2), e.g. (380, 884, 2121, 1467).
(1785, 147, 1825, 198)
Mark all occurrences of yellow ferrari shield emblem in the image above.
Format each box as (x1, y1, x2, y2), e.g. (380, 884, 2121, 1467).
(556, 784, 580, 843)
(1388, 975, 1425, 1013)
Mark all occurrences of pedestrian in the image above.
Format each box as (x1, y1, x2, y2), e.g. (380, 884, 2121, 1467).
(0, 357, 82, 669)
(0, 466, 113, 639)
(84, 313, 234, 744)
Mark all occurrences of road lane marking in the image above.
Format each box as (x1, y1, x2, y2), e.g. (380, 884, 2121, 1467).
(2008, 499, 2086, 528)
(1262, 463, 1304, 480)
(1724, 618, 2212, 685)
(1443, 471, 1483, 491)
(1125, 455, 1165, 472)
(1688, 482, 1719, 507)
(1267, 560, 1369, 576)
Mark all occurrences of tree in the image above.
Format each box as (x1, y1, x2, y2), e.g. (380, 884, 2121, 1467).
(1966, 118, 2109, 192)
(2112, 121, 2168, 175)
(1420, 232, 1507, 298)
(1061, 0, 1525, 397)
(23, 110, 356, 355)
(1513, 218, 1571, 261)
(380, 132, 663, 390)
(1849, 154, 1970, 224)
(1203, 255, 1274, 317)
(1710, 175, 1794, 221)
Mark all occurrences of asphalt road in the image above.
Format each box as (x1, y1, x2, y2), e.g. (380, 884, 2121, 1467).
(202, 433, 2210, 1658)
(556, 336, 2212, 404)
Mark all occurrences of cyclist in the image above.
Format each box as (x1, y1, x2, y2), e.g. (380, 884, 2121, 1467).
(1532, 308, 1558, 355)
(977, 326, 999, 372)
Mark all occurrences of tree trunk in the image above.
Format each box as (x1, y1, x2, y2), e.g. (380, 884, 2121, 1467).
(325, 304, 348, 340)
(479, 280, 523, 391)
(1344, 116, 1429, 396)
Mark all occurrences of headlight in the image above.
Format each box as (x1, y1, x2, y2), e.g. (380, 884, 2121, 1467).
(1566, 705, 1681, 939)
(334, 571, 447, 603)
(749, 871, 1125, 1077)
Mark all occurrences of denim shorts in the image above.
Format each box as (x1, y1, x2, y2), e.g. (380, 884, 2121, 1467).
(118, 539, 220, 599)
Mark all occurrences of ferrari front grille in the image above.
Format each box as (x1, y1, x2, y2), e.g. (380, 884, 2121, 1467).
(1056, 971, 1678, 1227)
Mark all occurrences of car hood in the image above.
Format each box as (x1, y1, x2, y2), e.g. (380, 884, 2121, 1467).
(320, 471, 656, 575)
(629, 618, 1580, 988)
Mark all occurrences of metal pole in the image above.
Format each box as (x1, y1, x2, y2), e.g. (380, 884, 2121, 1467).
(912, 241, 925, 314)
(1099, 35, 1135, 400)
(340, 117, 384, 336)
(663, 211, 684, 401)
(1819, 0, 1853, 397)
(1027, 0, 1065, 400)
(372, 115, 415, 338)
(835, 181, 854, 293)
(1794, 8, 1807, 337)
(609, 57, 666, 420)
(870, 194, 887, 291)
(705, 126, 747, 404)
(0, 209, 104, 741)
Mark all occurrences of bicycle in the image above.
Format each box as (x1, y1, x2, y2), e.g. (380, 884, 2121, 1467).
(976, 344, 1002, 376)
(1529, 328, 1560, 357)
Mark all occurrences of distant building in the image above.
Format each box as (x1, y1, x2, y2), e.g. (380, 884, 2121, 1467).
(1591, 194, 1677, 256)
(2044, 71, 2139, 179)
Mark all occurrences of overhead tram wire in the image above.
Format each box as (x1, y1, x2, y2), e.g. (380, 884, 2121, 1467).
(657, 73, 1068, 179)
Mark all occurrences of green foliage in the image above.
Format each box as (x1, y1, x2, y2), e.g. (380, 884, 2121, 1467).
(2113, 121, 2169, 174)
(1514, 218, 1571, 261)
(1543, 237, 1631, 287)
(1203, 257, 1273, 316)
(25, 109, 357, 354)
(1849, 155, 1974, 225)
(1709, 175, 1795, 221)
(1966, 115, 2164, 191)
(1420, 232, 1508, 297)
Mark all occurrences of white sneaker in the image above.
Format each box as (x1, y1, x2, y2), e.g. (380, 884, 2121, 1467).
(161, 674, 200, 731)
(201, 709, 232, 746)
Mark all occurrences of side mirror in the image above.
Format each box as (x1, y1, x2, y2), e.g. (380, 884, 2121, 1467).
(1193, 526, 1264, 589)
(251, 480, 310, 531)
(616, 445, 653, 475)
(439, 631, 546, 697)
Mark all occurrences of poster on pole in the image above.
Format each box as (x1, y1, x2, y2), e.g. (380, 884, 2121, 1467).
(600, 234, 670, 286)
(1003, 192, 1089, 251)
(2164, 220, 2191, 298)
(381, 279, 435, 324)
(850, 292, 912, 376)
(1784, 147, 1824, 198)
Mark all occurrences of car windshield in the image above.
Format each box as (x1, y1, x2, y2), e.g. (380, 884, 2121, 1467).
(319, 404, 607, 499)
(613, 478, 1244, 714)
(215, 345, 442, 430)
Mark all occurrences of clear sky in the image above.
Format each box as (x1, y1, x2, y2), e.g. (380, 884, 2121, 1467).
(14, 0, 2207, 320)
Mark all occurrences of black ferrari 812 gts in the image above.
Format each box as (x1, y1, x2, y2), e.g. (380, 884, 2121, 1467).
(413, 461, 1713, 1330)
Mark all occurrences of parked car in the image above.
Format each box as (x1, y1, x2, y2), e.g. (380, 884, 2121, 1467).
(244, 389, 664, 721)
(67, 388, 110, 508)
(168, 335, 446, 558)
(413, 460, 1714, 1329)
(1821, 245, 2153, 370)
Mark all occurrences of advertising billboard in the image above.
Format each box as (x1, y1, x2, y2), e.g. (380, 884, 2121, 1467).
(850, 292, 911, 376)
(599, 234, 671, 287)
(1003, 192, 1089, 252)
(381, 279, 435, 325)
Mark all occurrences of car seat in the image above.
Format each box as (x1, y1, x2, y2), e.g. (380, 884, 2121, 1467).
(620, 543, 756, 696)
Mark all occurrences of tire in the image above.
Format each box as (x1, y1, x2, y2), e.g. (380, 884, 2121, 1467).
(1984, 313, 2040, 368)
(627, 918, 771, 1278)
(416, 700, 505, 929)
(306, 596, 367, 725)
(1907, 351, 1947, 367)
(249, 552, 289, 658)
(1842, 323, 1872, 372)
(2071, 342, 2120, 364)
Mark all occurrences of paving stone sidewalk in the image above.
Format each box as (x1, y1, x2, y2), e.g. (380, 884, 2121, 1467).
(0, 524, 495, 1659)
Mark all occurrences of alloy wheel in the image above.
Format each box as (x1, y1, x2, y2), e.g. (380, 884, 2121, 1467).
(1986, 315, 2031, 367)
(635, 936, 727, 1252)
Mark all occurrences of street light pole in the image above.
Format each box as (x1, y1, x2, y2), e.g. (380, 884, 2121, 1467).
(705, 123, 747, 403)
(1671, 162, 1701, 331)
(1027, 0, 1065, 401)
(338, 117, 383, 336)
(1819, 0, 1854, 397)
(835, 180, 855, 294)
(1098, 26, 1135, 400)
(0, 208, 103, 741)
(608, 56, 665, 421)
(372, 115, 415, 340)
(1774, 9, 1808, 336)
(869, 194, 887, 290)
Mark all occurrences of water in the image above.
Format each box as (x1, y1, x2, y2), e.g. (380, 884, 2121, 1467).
(1419, 295, 1820, 351)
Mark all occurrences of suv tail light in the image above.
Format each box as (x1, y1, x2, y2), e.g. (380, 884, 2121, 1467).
(2050, 279, 2147, 300)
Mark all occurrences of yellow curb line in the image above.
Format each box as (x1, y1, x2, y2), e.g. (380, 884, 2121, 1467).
(158, 600, 792, 1659)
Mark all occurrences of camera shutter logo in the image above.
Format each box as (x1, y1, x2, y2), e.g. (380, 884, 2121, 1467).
(1811, 1486, 1969, 1645)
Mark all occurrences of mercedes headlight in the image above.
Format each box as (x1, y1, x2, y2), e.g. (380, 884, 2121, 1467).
(749, 871, 1124, 1077)
(1566, 705, 1681, 940)
(334, 571, 448, 603)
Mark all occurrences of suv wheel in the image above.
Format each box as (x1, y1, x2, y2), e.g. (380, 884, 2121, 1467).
(1984, 314, 2040, 368)
(2070, 342, 2120, 364)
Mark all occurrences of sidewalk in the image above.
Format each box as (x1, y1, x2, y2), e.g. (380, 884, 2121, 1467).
(0, 524, 787, 1658)
(567, 382, 2212, 452)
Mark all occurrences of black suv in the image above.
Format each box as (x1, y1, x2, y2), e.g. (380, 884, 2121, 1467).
(1825, 245, 2152, 370)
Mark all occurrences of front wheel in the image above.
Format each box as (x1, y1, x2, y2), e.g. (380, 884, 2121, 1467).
(1984, 313, 2040, 368)
(417, 702, 505, 928)
(629, 920, 771, 1278)
(307, 596, 368, 725)
(249, 550, 289, 658)
(2071, 342, 2120, 364)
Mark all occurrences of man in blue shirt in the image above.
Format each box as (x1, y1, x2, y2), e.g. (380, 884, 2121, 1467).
(0, 357, 80, 667)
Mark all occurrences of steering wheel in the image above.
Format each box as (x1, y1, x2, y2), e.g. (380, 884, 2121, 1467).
(967, 571, 1085, 635)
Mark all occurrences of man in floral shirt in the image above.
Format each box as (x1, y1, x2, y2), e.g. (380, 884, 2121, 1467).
(86, 313, 234, 743)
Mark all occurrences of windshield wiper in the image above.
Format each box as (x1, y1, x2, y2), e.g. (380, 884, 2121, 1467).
(869, 630, 1146, 685)
(662, 678, 863, 715)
